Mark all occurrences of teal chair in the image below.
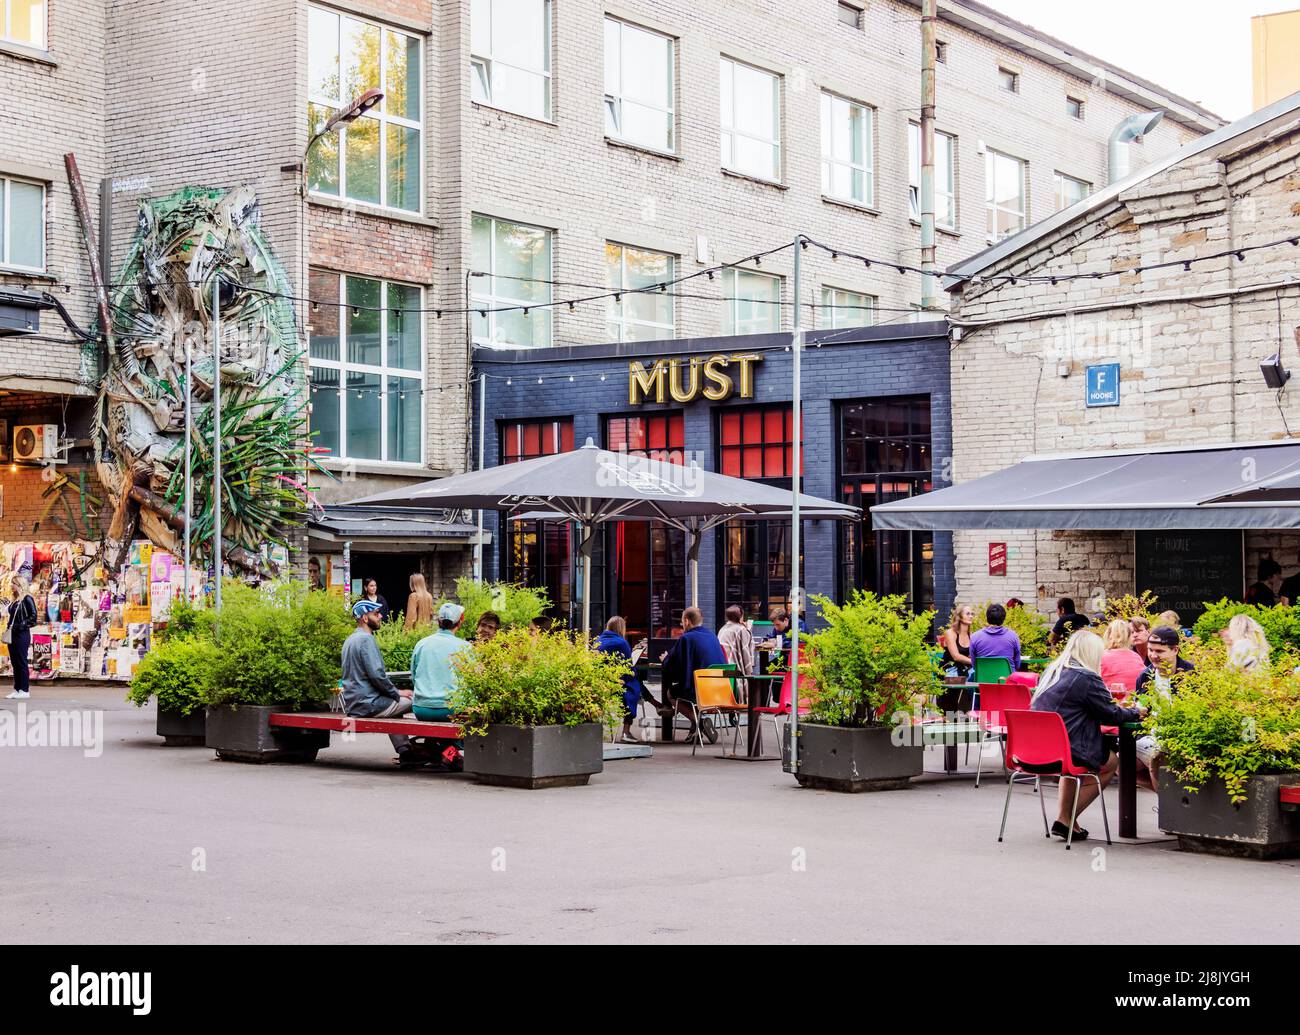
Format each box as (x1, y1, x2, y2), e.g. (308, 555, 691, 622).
(972, 656, 1013, 686)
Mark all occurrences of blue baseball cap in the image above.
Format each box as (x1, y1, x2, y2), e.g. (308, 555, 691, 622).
(352, 599, 383, 619)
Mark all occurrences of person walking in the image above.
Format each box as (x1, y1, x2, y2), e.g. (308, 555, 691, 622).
(403, 572, 434, 630)
(361, 577, 389, 622)
(341, 598, 417, 767)
(4, 575, 37, 699)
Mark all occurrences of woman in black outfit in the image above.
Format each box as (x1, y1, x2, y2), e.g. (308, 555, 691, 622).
(5, 575, 37, 699)
(361, 578, 389, 623)
(1031, 629, 1146, 840)
(941, 603, 974, 679)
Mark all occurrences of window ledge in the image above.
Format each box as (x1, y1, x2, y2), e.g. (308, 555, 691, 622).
(822, 195, 880, 217)
(318, 457, 438, 478)
(0, 266, 55, 281)
(604, 136, 680, 162)
(0, 39, 56, 66)
(721, 168, 787, 191)
(308, 195, 436, 229)
(472, 100, 556, 129)
(908, 217, 961, 240)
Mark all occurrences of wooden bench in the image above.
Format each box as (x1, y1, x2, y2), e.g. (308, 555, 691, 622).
(269, 712, 464, 769)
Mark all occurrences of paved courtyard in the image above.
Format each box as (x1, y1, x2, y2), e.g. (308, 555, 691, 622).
(1, 683, 1296, 944)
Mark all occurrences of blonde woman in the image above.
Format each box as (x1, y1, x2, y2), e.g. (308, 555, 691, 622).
(941, 603, 975, 679)
(4, 574, 37, 700)
(1224, 613, 1269, 672)
(1098, 618, 1145, 693)
(1031, 629, 1146, 841)
(403, 573, 434, 630)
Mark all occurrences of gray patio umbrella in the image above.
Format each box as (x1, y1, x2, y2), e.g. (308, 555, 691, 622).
(350, 439, 859, 636)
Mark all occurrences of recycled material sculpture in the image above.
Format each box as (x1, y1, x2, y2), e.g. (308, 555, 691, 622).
(100, 186, 314, 576)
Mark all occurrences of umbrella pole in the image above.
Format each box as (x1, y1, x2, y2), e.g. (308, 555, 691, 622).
(580, 520, 594, 641)
(687, 527, 701, 609)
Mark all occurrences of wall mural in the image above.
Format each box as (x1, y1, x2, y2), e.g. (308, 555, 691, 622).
(101, 186, 316, 576)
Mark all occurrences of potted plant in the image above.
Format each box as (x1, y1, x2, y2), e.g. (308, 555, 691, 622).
(126, 598, 219, 745)
(200, 580, 353, 763)
(452, 627, 625, 788)
(783, 592, 936, 792)
(1151, 644, 1300, 858)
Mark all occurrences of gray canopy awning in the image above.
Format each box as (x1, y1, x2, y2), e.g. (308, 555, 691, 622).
(872, 441, 1300, 531)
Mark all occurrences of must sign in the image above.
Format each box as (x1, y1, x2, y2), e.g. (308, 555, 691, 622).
(1086, 363, 1121, 407)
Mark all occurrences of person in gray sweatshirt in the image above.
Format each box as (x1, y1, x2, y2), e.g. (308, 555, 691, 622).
(341, 598, 417, 766)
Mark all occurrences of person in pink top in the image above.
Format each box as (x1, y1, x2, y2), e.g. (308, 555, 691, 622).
(1099, 619, 1146, 694)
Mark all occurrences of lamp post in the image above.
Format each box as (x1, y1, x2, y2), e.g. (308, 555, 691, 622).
(789, 234, 804, 773)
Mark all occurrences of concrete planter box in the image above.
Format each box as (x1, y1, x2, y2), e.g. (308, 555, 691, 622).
(156, 706, 206, 747)
(206, 704, 329, 763)
(1158, 771, 1300, 859)
(783, 722, 922, 792)
(463, 723, 603, 789)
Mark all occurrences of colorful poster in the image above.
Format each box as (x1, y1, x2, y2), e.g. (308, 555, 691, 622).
(150, 582, 173, 622)
(150, 552, 172, 584)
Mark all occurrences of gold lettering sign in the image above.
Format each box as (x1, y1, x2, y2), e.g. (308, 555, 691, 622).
(629, 353, 762, 404)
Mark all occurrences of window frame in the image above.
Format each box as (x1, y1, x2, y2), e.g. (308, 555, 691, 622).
(985, 148, 1027, 241)
(821, 90, 875, 207)
(471, 213, 555, 349)
(907, 122, 957, 231)
(997, 67, 1019, 93)
(1066, 95, 1084, 120)
(836, 1, 863, 29)
(603, 15, 676, 153)
(308, 271, 426, 467)
(720, 267, 782, 336)
(719, 55, 782, 183)
(2, 0, 46, 49)
(1053, 170, 1091, 211)
(470, 0, 553, 122)
(306, 4, 424, 214)
(605, 241, 676, 343)
(819, 285, 876, 329)
(935, 39, 947, 64)
(0, 175, 45, 273)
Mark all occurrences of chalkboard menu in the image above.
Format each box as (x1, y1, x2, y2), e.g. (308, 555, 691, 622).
(1134, 530, 1244, 625)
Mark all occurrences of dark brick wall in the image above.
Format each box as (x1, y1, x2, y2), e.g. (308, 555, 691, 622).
(474, 321, 954, 628)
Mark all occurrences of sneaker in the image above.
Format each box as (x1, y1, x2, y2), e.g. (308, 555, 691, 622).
(5, 690, 29, 700)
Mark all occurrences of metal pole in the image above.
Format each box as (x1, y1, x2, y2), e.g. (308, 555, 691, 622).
(342, 539, 352, 611)
(476, 371, 486, 582)
(919, 0, 938, 312)
(183, 329, 192, 601)
(212, 277, 223, 611)
(788, 236, 803, 772)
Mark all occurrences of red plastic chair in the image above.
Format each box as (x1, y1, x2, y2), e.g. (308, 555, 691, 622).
(972, 682, 1033, 788)
(997, 709, 1111, 850)
(753, 669, 812, 748)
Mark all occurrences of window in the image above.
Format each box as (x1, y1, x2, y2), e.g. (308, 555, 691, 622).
(907, 122, 956, 230)
(501, 417, 574, 620)
(837, 2, 862, 28)
(1054, 171, 1090, 211)
(2, 0, 44, 48)
(308, 271, 423, 464)
(985, 149, 1026, 240)
(471, 214, 553, 348)
(471, 0, 551, 121)
(721, 268, 780, 335)
(838, 397, 933, 611)
(501, 416, 573, 463)
(605, 243, 674, 343)
(604, 17, 675, 152)
(998, 67, 1019, 93)
(1066, 95, 1084, 120)
(719, 405, 803, 480)
(935, 40, 947, 64)
(0, 176, 44, 271)
(606, 412, 684, 463)
(720, 57, 781, 181)
(307, 6, 422, 213)
(821, 92, 873, 206)
(819, 286, 875, 329)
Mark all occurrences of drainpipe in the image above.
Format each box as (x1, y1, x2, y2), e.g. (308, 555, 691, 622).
(1221, 159, 1238, 440)
(919, 0, 938, 311)
(1108, 111, 1164, 184)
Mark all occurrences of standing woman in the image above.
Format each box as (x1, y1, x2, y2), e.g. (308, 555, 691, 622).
(404, 573, 434, 630)
(4, 575, 37, 700)
(942, 603, 975, 680)
(361, 578, 389, 623)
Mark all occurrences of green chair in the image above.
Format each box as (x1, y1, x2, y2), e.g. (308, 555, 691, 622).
(972, 656, 1013, 686)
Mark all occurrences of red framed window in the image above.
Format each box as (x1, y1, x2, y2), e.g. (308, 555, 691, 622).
(605, 412, 685, 463)
(501, 417, 574, 464)
(718, 405, 804, 479)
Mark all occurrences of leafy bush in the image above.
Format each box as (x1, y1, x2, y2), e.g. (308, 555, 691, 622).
(452, 628, 625, 735)
(126, 637, 222, 715)
(373, 621, 427, 671)
(971, 601, 1053, 659)
(1103, 591, 1159, 624)
(445, 577, 549, 640)
(1148, 646, 1300, 802)
(1192, 599, 1300, 662)
(801, 591, 937, 728)
(162, 596, 217, 643)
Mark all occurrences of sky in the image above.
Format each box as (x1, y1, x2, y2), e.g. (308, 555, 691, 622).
(981, 0, 1298, 121)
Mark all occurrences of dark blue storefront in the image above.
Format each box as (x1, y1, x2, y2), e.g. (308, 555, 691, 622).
(474, 321, 954, 651)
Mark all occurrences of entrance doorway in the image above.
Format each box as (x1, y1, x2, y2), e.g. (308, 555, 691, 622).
(350, 551, 424, 622)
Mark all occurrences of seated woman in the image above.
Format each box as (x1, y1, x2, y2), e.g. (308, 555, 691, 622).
(596, 616, 658, 744)
(1031, 630, 1146, 841)
(1099, 618, 1145, 694)
(1223, 613, 1270, 672)
(941, 603, 974, 681)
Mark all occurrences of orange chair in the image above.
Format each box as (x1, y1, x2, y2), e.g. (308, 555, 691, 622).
(690, 669, 747, 757)
(973, 681, 1033, 788)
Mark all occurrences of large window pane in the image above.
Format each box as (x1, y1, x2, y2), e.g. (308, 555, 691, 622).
(346, 277, 382, 366)
(386, 123, 420, 212)
(472, 215, 553, 347)
(310, 368, 340, 457)
(346, 369, 382, 459)
(386, 30, 419, 120)
(308, 270, 340, 360)
(606, 242, 673, 341)
(387, 283, 421, 370)
(306, 103, 340, 197)
(8, 0, 45, 47)
(720, 58, 779, 180)
(308, 7, 340, 102)
(722, 269, 780, 335)
(605, 18, 674, 151)
(471, 0, 551, 120)
(342, 17, 380, 102)
(387, 375, 421, 462)
(6, 179, 43, 270)
(344, 117, 381, 205)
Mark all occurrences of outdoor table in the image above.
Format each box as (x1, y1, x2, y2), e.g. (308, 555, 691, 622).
(722, 672, 783, 761)
(1119, 721, 1140, 838)
(919, 719, 984, 774)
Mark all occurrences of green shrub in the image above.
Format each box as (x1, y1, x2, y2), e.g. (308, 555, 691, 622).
(126, 637, 222, 715)
(452, 627, 625, 734)
(162, 596, 217, 643)
(373, 621, 427, 671)
(445, 577, 549, 640)
(971, 601, 1053, 659)
(1192, 599, 1300, 662)
(1147, 646, 1300, 803)
(801, 591, 937, 728)
(1103, 591, 1159, 625)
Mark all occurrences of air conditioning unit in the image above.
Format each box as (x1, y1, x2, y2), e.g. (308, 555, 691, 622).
(13, 423, 59, 462)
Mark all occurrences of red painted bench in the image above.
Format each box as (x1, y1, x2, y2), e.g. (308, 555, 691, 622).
(1280, 784, 1300, 812)
(269, 711, 462, 739)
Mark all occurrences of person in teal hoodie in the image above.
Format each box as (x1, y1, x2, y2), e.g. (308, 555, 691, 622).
(411, 602, 472, 720)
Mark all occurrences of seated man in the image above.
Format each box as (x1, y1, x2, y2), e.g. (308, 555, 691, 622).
(1049, 597, 1091, 645)
(1133, 625, 1195, 790)
(411, 602, 473, 721)
(659, 606, 728, 743)
(475, 610, 501, 643)
(341, 599, 416, 768)
(970, 602, 1021, 673)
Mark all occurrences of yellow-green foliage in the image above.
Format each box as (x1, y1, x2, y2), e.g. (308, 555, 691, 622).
(1103, 591, 1159, 625)
(971, 602, 1053, 659)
